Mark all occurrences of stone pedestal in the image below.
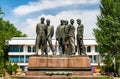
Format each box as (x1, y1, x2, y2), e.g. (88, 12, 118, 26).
(26, 56, 92, 76)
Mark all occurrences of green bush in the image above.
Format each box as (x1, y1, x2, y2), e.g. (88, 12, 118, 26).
(74, 77, 80, 79)
(5, 61, 19, 75)
(73, 77, 113, 79)
(5, 61, 12, 75)
(0, 50, 4, 77)
(12, 63, 19, 74)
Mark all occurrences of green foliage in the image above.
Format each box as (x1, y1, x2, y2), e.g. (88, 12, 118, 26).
(0, 18, 26, 46)
(5, 61, 12, 75)
(0, 7, 26, 75)
(0, 18, 26, 51)
(73, 77, 113, 79)
(0, 50, 4, 62)
(12, 63, 19, 74)
(94, 0, 120, 75)
(0, 50, 5, 76)
(5, 62, 19, 75)
(4, 77, 114, 79)
(74, 77, 80, 79)
(0, 8, 26, 57)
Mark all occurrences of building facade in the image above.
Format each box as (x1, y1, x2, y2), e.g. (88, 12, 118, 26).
(7, 37, 104, 72)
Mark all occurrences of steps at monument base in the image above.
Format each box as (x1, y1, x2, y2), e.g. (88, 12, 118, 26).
(26, 71, 93, 76)
(28, 67, 91, 71)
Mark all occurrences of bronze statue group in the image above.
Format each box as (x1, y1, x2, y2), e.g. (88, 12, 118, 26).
(35, 17, 86, 56)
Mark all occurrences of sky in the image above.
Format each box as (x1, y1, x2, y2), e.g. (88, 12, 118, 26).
(0, 0, 100, 38)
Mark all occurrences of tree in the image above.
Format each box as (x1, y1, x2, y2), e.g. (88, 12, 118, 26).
(5, 61, 12, 75)
(0, 50, 4, 76)
(0, 7, 26, 47)
(12, 63, 19, 74)
(0, 18, 27, 61)
(94, 0, 120, 75)
(0, 7, 27, 75)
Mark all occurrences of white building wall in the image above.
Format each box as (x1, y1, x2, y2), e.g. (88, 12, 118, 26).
(8, 37, 103, 71)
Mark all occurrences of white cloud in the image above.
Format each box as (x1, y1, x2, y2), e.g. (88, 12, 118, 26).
(13, 0, 99, 16)
(21, 9, 100, 38)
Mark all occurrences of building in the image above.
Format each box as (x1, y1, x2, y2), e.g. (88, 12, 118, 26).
(7, 37, 104, 72)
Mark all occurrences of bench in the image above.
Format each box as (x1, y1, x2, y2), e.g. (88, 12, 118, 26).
(45, 71, 73, 76)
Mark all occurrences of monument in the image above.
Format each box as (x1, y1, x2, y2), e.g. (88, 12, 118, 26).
(26, 17, 92, 78)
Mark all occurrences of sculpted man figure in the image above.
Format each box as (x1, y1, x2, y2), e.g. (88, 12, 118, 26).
(56, 20, 67, 55)
(35, 17, 47, 55)
(46, 19, 55, 55)
(68, 19, 75, 55)
(64, 20, 69, 55)
(77, 19, 86, 55)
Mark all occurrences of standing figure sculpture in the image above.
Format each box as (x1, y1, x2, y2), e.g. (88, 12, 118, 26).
(35, 17, 47, 55)
(56, 20, 67, 55)
(64, 20, 69, 55)
(68, 19, 75, 55)
(46, 19, 55, 55)
(77, 19, 86, 55)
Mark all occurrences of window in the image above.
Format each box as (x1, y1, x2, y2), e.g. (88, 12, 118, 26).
(87, 46, 91, 52)
(33, 46, 36, 52)
(9, 45, 23, 52)
(27, 46, 31, 52)
(20, 56, 24, 63)
(10, 56, 24, 63)
(89, 56, 92, 63)
(26, 56, 30, 63)
(28, 46, 36, 52)
(95, 45, 98, 52)
(10, 56, 18, 63)
(94, 56, 97, 63)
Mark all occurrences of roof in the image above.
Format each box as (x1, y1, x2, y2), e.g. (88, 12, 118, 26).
(7, 37, 97, 45)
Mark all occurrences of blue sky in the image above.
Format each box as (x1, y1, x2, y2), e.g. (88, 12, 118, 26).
(0, 0, 100, 38)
